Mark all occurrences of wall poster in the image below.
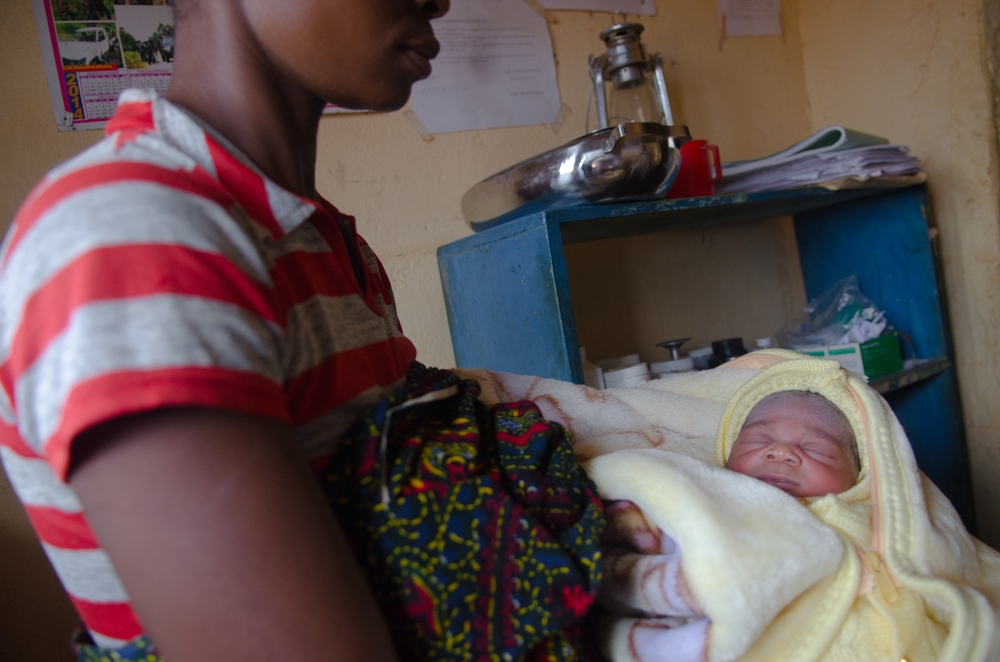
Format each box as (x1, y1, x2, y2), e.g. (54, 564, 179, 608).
(411, 0, 562, 134)
(31, 0, 357, 132)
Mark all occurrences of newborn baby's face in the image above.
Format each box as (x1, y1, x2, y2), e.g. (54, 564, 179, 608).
(726, 392, 858, 498)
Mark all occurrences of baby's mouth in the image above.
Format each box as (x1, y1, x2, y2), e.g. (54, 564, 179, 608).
(757, 474, 798, 490)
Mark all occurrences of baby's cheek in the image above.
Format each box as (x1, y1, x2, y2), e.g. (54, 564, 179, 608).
(835, 464, 859, 491)
(725, 450, 754, 476)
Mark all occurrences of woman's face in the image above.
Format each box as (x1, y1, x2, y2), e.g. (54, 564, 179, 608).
(726, 392, 858, 498)
(240, 0, 450, 111)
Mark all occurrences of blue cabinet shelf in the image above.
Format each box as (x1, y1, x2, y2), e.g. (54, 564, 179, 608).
(437, 184, 976, 530)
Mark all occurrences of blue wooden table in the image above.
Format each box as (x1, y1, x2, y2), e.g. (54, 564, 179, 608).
(437, 184, 976, 530)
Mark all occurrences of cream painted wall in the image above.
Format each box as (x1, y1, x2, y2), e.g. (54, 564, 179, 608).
(799, 0, 1000, 548)
(541, 2, 813, 368)
(316, 1, 815, 369)
(0, 0, 814, 368)
(0, 0, 817, 652)
(565, 216, 807, 366)
(1, 2, 103, 658)
(3, 0, 999, 652)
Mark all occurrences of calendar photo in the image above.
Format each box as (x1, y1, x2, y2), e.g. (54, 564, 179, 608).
(32, 0, 362, 130)
(114, 4, 174, 71)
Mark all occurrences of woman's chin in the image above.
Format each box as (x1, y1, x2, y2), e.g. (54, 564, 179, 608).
(328, 81, 414, 115)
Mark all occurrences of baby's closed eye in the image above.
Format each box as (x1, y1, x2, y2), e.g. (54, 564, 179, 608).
(802, 441, 841, 458)
(736, 436, 771, 446)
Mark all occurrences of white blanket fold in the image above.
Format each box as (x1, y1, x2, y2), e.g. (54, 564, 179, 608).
(587, 449, 844, 662)
(457, 355, 1000, 662)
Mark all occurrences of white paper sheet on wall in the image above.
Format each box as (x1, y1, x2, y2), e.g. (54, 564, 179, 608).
(411, 0, 561, 134)
(716, 0, 782, 37)
(536, 0, 655, 15)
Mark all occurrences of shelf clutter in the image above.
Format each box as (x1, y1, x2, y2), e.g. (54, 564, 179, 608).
(716, 126, 925, 195)
(581, 275, 933, 396)
(438, 184, 976, 526)
(584, 339, 942, 398)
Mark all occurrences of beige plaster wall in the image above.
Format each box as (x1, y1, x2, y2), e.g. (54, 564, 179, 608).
(0, 0, 814, 646)
(0, 472, 78, 661)
(552, 2, 813, 367)
(0, 0, 814, 369)
(317, 1, 814, 369)
(799, 0, 1000, 548)
(3, 0, 998, 652)
(565, 216, 807, 366)
(1, 2, 99, 658)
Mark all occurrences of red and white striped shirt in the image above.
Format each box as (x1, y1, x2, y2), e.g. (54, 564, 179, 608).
(0, 89, 417, 649)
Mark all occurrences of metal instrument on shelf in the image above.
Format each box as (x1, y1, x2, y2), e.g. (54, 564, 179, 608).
(461, 122, 689, 229)
(460, 20, 692, 230)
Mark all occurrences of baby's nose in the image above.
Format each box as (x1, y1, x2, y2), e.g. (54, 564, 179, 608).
(764, 442, 801, 464)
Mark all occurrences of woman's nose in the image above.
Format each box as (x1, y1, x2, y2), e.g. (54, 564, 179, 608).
(764, 442, 801, 465)
(417, 0, 450, 19)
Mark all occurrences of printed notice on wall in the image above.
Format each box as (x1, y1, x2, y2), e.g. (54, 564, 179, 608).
(411, 0, 561, 134)
(717, 0, 782, 37)
(31, 0, 358, 132)
(536, 0, 655, 15)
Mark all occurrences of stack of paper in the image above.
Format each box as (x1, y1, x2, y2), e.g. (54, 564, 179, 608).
(715, 126, 923, 194)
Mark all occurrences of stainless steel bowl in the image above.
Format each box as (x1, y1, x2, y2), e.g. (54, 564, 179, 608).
(461, 122, 690, 231)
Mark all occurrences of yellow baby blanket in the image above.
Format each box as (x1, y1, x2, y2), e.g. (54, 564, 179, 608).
(459, 350, 1000, 662)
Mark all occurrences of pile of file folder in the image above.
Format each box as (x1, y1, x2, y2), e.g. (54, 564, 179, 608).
(716, 126, 924, 195)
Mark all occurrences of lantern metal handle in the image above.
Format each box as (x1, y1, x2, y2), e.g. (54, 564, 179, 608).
(589, 54, 610, 130)
(651, 54, 674, 127)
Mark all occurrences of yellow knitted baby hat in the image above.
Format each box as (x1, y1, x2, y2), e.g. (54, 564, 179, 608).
(714, 354, 870, 483)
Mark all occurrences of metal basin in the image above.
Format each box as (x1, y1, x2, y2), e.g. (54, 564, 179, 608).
(461, 122, 689, 231)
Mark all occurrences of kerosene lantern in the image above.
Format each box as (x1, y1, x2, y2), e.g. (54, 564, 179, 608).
(459, 21, 690, 229)
(589, 22, 678, 131)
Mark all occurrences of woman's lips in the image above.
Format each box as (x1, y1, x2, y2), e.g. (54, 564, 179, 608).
(402, 38, 440, 80)
(403, 48, 433, 79)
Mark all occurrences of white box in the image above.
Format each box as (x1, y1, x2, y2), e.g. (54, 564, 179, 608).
(797, 343, 865, 375)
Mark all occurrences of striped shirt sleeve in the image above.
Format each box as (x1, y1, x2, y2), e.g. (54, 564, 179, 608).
(0, 160, 291, 481)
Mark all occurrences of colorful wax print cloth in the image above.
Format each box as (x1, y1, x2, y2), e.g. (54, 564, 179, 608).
(322, 362, 606, 662)
(68, 361, 604, 662)
(73, 630, 161, 662)
(457, 358, 1000, 662)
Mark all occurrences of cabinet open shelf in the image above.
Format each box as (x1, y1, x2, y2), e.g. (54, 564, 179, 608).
(438, 183, 976, 528)
(870, 357, 951, 394)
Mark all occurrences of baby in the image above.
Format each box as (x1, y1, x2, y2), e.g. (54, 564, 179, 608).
(597, 388, 864, 662)
(597, 378, 870, 662)
(595, 357, 1000, 662)
(602, 390, 861, 554)
(725, 390, 860, 497)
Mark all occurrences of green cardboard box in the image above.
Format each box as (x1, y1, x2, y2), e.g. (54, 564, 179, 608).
(798, 332, 903, 380)
(859, 332, 903, 379)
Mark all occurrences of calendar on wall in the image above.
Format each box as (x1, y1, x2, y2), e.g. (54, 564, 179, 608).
(32, 0, 361, 132)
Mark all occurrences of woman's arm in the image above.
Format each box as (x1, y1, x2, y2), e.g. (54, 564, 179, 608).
(69, 407, 399, 661)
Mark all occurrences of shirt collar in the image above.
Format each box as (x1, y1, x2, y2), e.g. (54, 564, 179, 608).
(110, 89, 322, 238)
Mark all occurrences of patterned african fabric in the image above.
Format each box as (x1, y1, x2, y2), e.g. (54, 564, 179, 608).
(68, 363, 604, 662)
(323, 362, 606, 662)
(73, 630, 161, 662)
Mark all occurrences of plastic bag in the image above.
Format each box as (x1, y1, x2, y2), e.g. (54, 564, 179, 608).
(775, 275, 889, 349)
